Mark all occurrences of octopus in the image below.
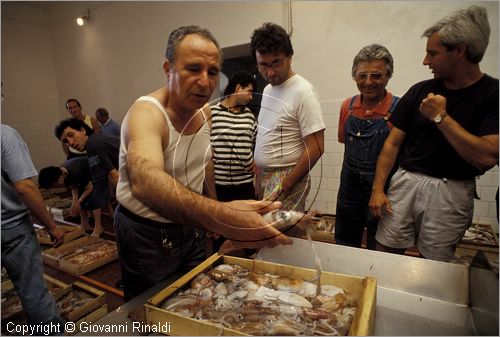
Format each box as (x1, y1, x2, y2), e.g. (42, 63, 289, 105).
(159, 263, 359, 335)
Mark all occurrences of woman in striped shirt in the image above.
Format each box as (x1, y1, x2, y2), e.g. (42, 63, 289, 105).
(210, 71, 258, 201)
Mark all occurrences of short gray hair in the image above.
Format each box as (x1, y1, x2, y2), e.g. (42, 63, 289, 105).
(422, 6, 490, 64)
(165, 25, 222, 64)
(351, 44, 394, 79)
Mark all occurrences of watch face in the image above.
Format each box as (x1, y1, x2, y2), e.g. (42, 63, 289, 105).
(434, 114, 442, 123)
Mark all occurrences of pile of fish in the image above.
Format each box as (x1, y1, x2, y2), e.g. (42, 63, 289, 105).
(161, 264, 357, 335)
(65, 241, 116, 266)
(57, 289, 93, 319)
(462, 223, 498, 246)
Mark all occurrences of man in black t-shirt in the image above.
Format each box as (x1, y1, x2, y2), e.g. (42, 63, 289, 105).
(55, 118, 120, 236)
(369, 6, 499, 262)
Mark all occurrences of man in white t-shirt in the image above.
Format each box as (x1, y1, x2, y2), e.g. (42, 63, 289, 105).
(251, 22, 325, 211)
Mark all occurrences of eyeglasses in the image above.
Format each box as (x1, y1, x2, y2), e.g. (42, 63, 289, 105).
(257, 58, 286, 72)
(355, 72, 385, 81)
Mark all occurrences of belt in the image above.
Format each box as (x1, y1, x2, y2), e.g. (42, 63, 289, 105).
(117, 205, 182, 230)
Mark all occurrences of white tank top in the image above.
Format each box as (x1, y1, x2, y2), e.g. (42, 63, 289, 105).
(116, 96, 212, 223)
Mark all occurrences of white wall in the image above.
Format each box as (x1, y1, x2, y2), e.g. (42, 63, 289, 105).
(2, 1, 498, 230)
(1, 3, 65, 169)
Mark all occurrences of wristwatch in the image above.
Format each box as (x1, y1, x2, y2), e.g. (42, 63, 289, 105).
(433, 112, 448, 124)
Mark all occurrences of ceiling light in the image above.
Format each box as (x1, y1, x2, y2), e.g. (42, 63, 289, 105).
(76, 9, 90, 26)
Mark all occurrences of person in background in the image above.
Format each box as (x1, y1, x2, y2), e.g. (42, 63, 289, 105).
(210, 71, 258, 253)
(369, 6, 498, 262)
(2, 124, 65, 335)
(55, 118, 119, 190)
(55, 118, 119, 230)
(115, 25, 291, 301)
(95, 107, 121, 138)
(251, 22, 325, 212)
(38, 157, 113, 237)
(63, 98, 102, 159)
(211, 71, 258, 201)
(335, 44, 399, 250)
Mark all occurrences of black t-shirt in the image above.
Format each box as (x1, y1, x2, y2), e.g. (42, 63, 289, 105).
(86, 133, 120, 183)
(64, 156, 111, 209)
(390, 75, 498, 180)
(64, 157, 91, 194)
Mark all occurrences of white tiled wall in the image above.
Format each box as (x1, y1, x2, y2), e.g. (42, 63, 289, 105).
(306, 99, 344, 215)
(306, 99, 499, 233)
(475, 166, 499, 232)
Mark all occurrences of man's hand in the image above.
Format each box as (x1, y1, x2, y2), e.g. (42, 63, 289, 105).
(369, 191, 392, 219)
(70, 201, 81, 217)
(48, 226, 65, 247)
(213, 199, 292, 254)
(419, 93, 447, 122)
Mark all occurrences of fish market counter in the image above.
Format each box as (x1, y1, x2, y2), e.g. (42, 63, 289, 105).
(86, 238, 487, 335)
(257, 238, 477, 335)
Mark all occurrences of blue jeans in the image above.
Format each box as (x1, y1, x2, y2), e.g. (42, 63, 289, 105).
(114, 206, 207, 301)
(1, 217, 65, 335)
(335, 159, 378, 249)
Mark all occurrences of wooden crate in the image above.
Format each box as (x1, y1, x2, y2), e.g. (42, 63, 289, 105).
(1, 281, 105, 332)
(34, 223, 85, 245)
(43, 235, 100, 267)
(42, 235, 118, 275)
(56, 281, 106, 322)
(145, 253, 377, 336)
(300, 215, 336, 244)
(1, 274, 71, 320)
(42, 273, 72, 298)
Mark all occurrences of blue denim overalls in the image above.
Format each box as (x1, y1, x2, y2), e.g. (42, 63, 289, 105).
(335, 95, 399, 249)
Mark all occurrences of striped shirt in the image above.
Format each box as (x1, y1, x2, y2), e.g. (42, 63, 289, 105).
(210, 103, 257, 185)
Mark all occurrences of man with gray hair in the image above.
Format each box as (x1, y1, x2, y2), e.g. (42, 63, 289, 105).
(335, 44, 399, 250)
(369, 6, 498, 261)
(95, 107, 121, 138)
(115, 25, 291, 300)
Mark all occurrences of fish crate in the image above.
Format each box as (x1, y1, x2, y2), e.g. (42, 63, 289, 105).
(144, 253, 376, 336)
(299, 214, 336, 244)
(42, 235, 118, 275)
(34, 223, 85, 245)
(56, 281, 106, 322)
(1, 281, 105, 333)
(459, 223, 499, 253)
(1, 274, 71, 320)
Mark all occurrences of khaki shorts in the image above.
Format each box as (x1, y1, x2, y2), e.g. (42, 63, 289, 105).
(375, 168, 475, 261)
